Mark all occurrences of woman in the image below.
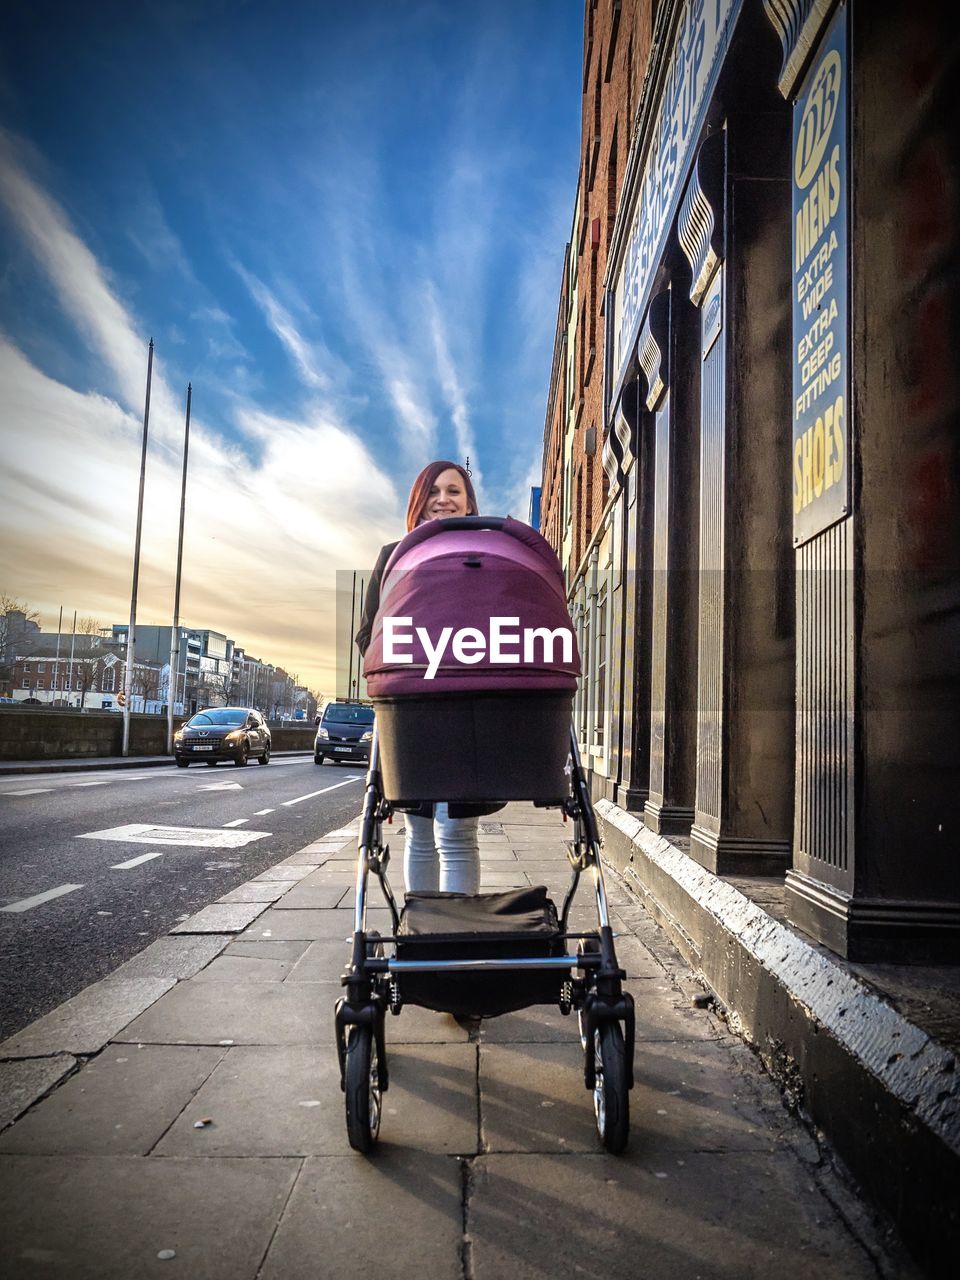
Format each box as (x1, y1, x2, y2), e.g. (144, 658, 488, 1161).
(356, 460, 482, 895)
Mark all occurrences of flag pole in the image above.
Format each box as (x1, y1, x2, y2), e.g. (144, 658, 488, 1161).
(122, 339, 154, 755)
(167, 382, 192, 755)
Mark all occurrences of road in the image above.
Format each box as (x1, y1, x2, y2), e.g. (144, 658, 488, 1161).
(0, 756, 365, 1040)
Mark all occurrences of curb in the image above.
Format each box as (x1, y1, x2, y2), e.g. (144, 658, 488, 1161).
(595, 797, 960, 1275)
(0, 819, 361, 1129)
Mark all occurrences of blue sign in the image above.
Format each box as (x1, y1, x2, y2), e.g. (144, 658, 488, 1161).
(791, 4, 849, 545)
(611, 0, 741, 397)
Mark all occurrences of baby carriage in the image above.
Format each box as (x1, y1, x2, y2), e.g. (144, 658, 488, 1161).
(333, 516, 635, 1153)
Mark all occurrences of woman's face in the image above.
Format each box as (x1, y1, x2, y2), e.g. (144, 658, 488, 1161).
(422, 468, 471, 521)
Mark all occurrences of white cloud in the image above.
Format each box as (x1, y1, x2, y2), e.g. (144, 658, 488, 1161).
(0, 134, 403, 692)
(232, 263, 340, 393)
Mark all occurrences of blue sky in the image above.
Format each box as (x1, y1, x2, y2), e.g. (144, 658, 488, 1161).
(0, 0, 581, 691)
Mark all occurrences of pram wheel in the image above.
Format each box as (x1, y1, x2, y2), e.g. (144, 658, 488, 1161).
(577, 938, 600, 1049)
(344, 1025, 381, 1152)
(593, 1021, 629, 1153)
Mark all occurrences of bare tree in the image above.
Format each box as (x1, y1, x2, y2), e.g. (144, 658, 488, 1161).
(76, 616, 104, 637)
(1, 595, 41, 683)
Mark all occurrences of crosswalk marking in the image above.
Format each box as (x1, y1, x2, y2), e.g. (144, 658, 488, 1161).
(111, 851, 164, 870)
(1, 883, 84, 913)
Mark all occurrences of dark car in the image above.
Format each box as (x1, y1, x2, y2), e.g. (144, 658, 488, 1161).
(174, 706, 271, 767)
(314, 701, 374, 765)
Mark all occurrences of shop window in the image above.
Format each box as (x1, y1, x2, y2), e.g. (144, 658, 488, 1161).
(595, 586, 608, 751)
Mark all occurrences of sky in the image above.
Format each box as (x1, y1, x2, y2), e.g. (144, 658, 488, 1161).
(0, 0, 582, 694)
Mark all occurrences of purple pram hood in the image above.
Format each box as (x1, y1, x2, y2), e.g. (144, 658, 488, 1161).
(362, 516, 580, 695)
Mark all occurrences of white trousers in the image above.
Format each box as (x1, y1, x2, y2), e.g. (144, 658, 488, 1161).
(404, 804, 480, 895)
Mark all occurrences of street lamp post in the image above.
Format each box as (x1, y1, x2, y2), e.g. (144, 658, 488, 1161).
(122, 339, 154, 756)
(167, 383, 192, 755)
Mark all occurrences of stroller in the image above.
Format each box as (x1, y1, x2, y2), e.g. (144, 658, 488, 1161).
(333, 516, 635, 1153)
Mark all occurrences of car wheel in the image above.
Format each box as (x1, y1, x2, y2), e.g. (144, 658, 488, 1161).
(314, 752, 324, 765)
(175, 758, 189, 768)
(258, 744, 271, 765)
(235, 742, 249, 767)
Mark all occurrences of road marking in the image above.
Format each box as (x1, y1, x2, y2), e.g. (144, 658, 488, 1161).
(197, 781, 244, 791)
(111, 851, 164, 870)
(4, 788, 54, 796)
(78, 823, 271, 848)
(254, 808, 275, 815)
(281, 777, 362, 807)
(1, 883, 84, 913)
(72, 780, 112, 787)
(222, 818, 249, 828)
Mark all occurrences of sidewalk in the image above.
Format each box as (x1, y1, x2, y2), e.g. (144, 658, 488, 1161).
(0, 805, 920, 1279)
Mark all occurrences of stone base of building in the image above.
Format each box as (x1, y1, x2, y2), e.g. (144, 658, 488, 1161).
(615, 784, 647, 812)
(595, 800, 960, 1277)
(689, 823, 791, 875)
(642, 799, 694, 835)
(785, 870, 960, 964)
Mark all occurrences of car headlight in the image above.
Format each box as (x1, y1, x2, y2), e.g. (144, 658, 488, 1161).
(174, 731, 183, 742)
(316, 727, 329, 740)
(224, 730, 243, 741)
(360, 730, 372, 741)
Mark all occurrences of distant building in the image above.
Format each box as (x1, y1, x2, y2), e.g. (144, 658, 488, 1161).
(527, 486, 542, 532)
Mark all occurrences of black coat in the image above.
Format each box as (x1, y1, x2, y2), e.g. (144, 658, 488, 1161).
(355, 539, 503, 822)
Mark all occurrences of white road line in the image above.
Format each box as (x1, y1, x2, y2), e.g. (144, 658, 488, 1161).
(111, 851, 164, 870)
(254, 808, 275, 815)
(72, 780, 112, 787)
(4, 788, 54, 796)
(222, 818, 249, 828)
(281, 777, 361, 807)
(1, 883, 84, 913)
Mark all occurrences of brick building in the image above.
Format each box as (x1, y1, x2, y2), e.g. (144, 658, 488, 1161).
(541, 3, 959, 1265)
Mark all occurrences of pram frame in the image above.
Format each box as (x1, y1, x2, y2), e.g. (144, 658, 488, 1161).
(333, 722, 636, 1153)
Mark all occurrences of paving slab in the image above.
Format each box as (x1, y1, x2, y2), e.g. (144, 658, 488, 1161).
(251, 864, 317, 882)
(478, 1039, 782, 1157)
(277, 850, 328, 864)
(294, 866, 357, 886)
(237, 906, 355, 941)
(215, 883, 286, 904)
(0, 1056, 76, 1131)
(224, 938, 311, 963)
(271, 884, 349, 910)
(0, 1045, 225, 1155)
(0, 974, 176, 1059)
(171, 902, 268, 934)
(0, 1154, 298, 1280)
(285, 937, 350, 981)
(260, 1150, 464, 1280)
(479, 986, 717, 1046)
(118, 979, 336, 1045)
(192, 954, 295, 983)
(468, 1151, 883, 1280)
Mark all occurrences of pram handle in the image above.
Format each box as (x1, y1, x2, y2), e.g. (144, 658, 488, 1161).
(433, 516, 506, 531)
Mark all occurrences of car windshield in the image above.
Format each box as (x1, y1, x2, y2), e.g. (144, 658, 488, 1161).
(323, 704, 374, 725)
(187, 710, 247, 727)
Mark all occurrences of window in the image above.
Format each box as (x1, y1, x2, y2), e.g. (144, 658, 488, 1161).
(595, 586, 608, 751)
(37, 662, 46, 673)
(22, 680, 29, 688)
(23, 663, 31, 672)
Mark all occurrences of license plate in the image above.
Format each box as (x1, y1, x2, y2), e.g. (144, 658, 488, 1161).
(332, 746, 352, 753)
(193, 745, 214, 751)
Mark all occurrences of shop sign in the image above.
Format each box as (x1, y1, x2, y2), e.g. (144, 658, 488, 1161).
(791, 4, 849, 545)
(612, 0, 740, 394)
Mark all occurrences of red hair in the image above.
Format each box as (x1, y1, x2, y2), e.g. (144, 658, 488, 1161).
(405, 460, 478, 532)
